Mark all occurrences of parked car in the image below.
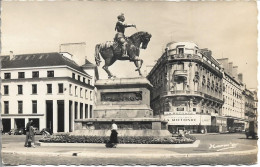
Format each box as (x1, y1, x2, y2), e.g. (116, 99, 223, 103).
(8, 128, 25, 135)
(246, 121, 258, 139)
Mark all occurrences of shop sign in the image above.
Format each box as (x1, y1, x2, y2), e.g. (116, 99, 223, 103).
(216, 118, 227, 126)
(165, 115, 211, 125)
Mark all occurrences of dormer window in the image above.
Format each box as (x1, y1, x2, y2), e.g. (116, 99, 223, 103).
(47, 71, 54, 77)
(18, 72, 25, 79)
(178, 48, 184, 54)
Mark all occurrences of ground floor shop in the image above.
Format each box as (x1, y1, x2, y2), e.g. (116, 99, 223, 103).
(165, 114, 230, 133)
(1, 100, 93, 133)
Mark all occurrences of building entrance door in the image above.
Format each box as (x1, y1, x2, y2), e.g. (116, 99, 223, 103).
(14, 119, 25, 129)
(57, 100, 64, 132)
(2, 119, 11, 133)
(29, 118, 39, 129)
(46, 100, 53, 133)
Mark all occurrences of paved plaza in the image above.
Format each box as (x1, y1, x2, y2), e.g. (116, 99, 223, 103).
(1, 133, 258, 165)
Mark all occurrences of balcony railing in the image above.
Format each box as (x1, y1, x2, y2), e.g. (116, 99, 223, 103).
(173, 70, 187, 81)
(168, 53, 202, 61)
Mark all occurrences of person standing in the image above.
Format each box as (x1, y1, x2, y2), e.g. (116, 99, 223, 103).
(24, 120, 33, 147)
(28, 125, 36, 148)
(109, 119, 118, 148)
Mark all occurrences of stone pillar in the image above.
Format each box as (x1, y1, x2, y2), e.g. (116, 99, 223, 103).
(82, 102, 85, 119)
(40, 117, 45, 130)
(64, 100, 70, 132)
(53, 100, 57, 133)
(10, 118, 15, 129)
(71, 101, 75, 132)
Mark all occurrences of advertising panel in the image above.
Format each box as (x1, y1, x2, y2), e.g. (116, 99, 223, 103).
(165, 114, 211, 125)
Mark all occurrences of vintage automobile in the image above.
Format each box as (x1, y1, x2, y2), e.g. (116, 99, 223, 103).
(8, 128, 25, 135)
(245, 121, 258, 139)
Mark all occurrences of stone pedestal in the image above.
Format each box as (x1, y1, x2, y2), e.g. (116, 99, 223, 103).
(73, 77, 171, 136)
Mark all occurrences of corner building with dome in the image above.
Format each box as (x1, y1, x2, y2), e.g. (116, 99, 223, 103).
(147, 42, 225, 133)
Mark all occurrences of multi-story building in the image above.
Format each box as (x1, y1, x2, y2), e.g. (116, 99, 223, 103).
(217, 58, 245, 131)
(1, 52, 97, 133)
(243, 88, 256, 128)
(147, 42, 224, 133)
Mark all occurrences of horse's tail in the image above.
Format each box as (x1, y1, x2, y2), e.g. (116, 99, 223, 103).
(95, 44, 102, 66)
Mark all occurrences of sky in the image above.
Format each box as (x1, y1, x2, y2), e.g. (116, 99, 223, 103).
(0, 1, 258, 89)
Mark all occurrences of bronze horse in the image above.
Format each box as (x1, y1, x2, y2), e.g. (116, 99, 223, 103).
(95, 31, 152, 78)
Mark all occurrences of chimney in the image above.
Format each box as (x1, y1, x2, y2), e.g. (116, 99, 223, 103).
(238, 73, 243, 82)
(60, 42, 87, 66)
(10, 51, 14, 60)
(228, 62, 233, 75)
(232, 66, 238, 80)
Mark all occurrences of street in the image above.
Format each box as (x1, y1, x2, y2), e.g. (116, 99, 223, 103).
(1, 133, 258, 165)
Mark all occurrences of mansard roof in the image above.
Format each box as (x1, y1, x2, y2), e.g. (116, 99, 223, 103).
(1, 52, 87, 74)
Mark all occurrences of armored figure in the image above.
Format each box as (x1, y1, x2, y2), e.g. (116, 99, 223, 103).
(114, 13, 136, 57)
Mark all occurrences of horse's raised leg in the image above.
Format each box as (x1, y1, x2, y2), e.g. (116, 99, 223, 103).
(133, 60, 143, 76)
(102, 65, 114, 78)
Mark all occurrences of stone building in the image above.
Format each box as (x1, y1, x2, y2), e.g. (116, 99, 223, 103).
(243, 88, 256, 129)
(147, 42, 224, 133)
(1, 51, 97, 133)
(217, 58, 250, 131)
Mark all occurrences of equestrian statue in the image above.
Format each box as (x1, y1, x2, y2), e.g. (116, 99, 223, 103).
(95, 13, 152, 78)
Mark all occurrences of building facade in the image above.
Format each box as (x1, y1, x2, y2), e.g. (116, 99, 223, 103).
(243, 89, 256, 129)
(1, 52, 97, 133)
(147, 42, 224, 133)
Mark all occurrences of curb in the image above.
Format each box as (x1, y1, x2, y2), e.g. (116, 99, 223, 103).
(38, 140, 200, 148)
(2, 147, 257, 158)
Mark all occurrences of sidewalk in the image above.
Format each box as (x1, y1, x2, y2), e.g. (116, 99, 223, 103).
(2, 140, 257, 158)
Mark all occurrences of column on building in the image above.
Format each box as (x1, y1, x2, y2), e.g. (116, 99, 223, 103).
(53, 100, 57, 133)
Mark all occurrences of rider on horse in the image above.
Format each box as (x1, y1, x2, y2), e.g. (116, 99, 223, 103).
(114, 13, 136, 58)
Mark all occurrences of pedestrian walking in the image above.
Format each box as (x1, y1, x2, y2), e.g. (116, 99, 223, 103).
(106, 119, 118, 148)
(24, 120, 33, 147)
(28, 125, 36, 148)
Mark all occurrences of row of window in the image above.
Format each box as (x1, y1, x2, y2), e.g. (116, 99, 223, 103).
(4, 71, 54, 79)
(72, 73, 91, 85)
(3, 84, 93, 100)
(3, 100, 93, 116)
(3, 101, 36, 114)
(4, 71, 91, 85)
